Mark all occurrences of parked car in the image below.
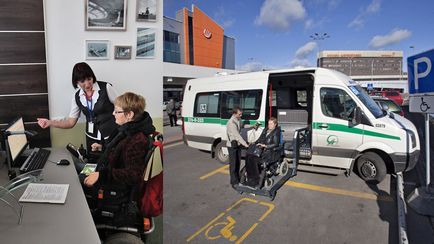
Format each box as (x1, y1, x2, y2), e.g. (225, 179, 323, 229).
(371, 90, 403, 105)
(372, 96, 404, 116)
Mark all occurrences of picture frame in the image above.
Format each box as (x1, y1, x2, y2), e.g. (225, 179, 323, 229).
(86, 40, 110, 60)
(114, 45, 132, 59)
(136, 28, 156, 59)
(136, 0, 157, 21)
(85, 0, 127, 31)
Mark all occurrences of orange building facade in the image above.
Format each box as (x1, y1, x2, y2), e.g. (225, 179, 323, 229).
(171, 5, 233, 69)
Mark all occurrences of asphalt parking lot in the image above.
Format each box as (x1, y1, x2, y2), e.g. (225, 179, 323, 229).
(164, 142, 422, 243)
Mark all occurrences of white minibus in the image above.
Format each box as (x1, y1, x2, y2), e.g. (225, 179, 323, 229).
(181, 68, 420, 183)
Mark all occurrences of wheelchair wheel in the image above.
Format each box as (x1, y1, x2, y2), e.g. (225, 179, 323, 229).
(264, 178, 273, 188)
(278, 160, 289, 176)
(104, 232, 144, 244)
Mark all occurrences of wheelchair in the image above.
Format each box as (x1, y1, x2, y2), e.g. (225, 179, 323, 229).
(80, 133, 163, 244)
(235, 126, 293, 200)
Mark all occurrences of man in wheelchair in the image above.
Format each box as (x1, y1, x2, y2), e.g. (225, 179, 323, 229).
(242, 117, 283, 190)
(81, 92, 158, 242)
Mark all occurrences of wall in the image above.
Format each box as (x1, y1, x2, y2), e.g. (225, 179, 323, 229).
(44, 0, 163, 148)
(0, 0, 51, 148)
(191, 6, 224, 68)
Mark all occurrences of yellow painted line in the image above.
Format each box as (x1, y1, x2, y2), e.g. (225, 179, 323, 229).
(236, 223, 258, 244)
(258, 201, 275, 221)
(164, 141, 184, 149)
(199, 165, 229, 180)
(284, 181, 393, 202)
(186, 212, 225, 242)
(200, 167, 393, 202)
(227, 197, 258, 211)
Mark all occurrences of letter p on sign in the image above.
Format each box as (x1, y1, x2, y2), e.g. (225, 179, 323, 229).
(408, 49, 434, 95)
(414, 57, 432, 92)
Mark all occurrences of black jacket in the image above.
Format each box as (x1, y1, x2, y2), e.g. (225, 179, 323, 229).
(256, 126, 281, 162)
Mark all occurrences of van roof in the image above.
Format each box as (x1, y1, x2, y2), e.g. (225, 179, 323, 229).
(186, 67, 354, 87)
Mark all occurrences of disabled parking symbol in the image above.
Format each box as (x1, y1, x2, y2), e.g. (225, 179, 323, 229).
(187, 198, 275, 243)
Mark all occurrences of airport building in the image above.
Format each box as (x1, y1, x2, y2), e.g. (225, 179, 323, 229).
(317, 50, 408, 93)
(163, 5, 237, 102)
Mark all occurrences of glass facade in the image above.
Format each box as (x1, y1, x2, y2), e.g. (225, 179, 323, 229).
(163, 30, 181, 63)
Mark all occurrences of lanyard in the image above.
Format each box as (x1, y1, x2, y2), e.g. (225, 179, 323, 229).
(86, 95, 93, 122)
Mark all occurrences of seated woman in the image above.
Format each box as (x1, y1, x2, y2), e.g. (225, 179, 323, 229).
(244, 117, 281, 189)
(83, 92, 155, 208)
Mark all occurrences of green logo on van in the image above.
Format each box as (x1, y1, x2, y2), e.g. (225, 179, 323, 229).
(327, 135, 338, 145)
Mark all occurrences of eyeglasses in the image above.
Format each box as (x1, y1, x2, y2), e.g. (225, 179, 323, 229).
(113, 110, 126, 114)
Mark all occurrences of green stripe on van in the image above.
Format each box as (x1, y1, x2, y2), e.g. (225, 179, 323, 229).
(184, 117, 265, 126)
(313, 122, 400, 140)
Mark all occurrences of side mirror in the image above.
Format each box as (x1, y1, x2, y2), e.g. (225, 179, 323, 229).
(381, 104, 389, 115)
(351, 107, 362, 125)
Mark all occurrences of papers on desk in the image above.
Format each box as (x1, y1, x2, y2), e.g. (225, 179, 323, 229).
(19, 183, 69, 204)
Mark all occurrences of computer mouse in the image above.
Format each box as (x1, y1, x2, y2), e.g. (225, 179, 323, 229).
(58, 159, 70, 166)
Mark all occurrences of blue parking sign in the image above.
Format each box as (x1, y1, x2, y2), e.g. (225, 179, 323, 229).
(408, 49, 434, 94)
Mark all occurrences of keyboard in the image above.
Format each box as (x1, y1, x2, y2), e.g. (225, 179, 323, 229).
(20, 148, 51, 173)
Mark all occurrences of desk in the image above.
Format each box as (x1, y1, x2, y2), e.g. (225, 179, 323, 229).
(0, 148, 100, 244)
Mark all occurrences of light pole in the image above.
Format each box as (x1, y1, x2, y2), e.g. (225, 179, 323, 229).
(409, 45, 415, 55)
(310, 33, 330, 66)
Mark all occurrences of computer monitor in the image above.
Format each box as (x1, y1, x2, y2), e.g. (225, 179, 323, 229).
(5, 118, 28, 165)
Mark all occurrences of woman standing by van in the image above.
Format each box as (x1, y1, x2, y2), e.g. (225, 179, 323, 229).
(37, 62, 119, 153)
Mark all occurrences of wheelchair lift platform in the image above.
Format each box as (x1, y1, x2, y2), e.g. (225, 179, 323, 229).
(234, 166, 296, 201)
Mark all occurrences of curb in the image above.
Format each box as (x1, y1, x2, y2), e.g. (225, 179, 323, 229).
(397, 173, 408, 244)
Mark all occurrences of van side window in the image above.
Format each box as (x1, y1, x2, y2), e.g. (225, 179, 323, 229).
(320, 88, 356, 120)
(194, 92, 220, 117)
(221, 90, 262, 120)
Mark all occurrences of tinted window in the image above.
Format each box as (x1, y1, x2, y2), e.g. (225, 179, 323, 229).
(349, 85, 383, 118)
(194, 92, 220, 117)
(221, 90, 262, 120)
(320, 88, 356, 120)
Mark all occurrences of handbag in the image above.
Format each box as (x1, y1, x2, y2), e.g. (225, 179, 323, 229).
(247, 144, 263, 158)
(139, 137, 163, 217)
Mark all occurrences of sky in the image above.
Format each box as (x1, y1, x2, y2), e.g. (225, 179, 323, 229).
(164, 0, 434, 72)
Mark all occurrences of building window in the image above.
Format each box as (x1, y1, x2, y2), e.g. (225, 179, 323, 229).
(163, 30, 181, 63)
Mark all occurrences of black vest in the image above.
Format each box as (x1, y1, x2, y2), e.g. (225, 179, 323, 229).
(75, 81, 117, 139)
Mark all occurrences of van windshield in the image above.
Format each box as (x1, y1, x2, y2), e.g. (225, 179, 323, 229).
(348, 84, 384, 118)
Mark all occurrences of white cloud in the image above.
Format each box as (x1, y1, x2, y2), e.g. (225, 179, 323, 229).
(214, 6, 235, 28)
(236, 62, 267, 72)
(304, 17, 327, 30)
(348, 0, 381, 29)
(290, 59, 312, 68)
(255, 0, 306, 31)
(369, 28, 412, 49)
(295, 42, 317, 59)
(366, 0, 381, 13)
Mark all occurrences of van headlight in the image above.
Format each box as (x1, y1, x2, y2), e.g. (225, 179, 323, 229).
(409, 130, 416, 149)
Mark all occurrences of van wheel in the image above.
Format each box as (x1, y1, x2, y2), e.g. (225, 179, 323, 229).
(215, 142, 229, 164)
(104, 232, 144, 244)
(356, 152, 386, 184)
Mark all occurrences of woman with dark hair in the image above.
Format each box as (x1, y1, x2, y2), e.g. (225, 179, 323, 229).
(37, 62, 119, 152)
